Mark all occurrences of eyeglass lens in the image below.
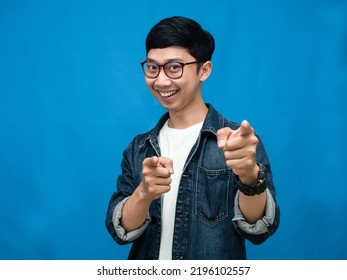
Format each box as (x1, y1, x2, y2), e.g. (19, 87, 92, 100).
(142, 62, 184, 79)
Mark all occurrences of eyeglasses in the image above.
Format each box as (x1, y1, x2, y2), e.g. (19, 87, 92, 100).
(140, 60, 200, 79)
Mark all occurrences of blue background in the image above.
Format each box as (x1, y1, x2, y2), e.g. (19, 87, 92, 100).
(1, 0, 346, 260)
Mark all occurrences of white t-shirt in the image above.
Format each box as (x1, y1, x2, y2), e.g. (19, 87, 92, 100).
(158, 119, 203, 259)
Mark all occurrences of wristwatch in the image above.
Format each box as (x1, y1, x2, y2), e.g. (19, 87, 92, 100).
(236, 163, 267, 196)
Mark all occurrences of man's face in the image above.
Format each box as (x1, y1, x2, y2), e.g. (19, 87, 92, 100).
(145, 46, 206, 113)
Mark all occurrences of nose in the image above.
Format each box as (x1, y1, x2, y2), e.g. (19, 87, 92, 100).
(154, 67, 172, 87)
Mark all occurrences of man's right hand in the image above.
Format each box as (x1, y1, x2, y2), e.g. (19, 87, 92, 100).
(140, 156, 174, 200)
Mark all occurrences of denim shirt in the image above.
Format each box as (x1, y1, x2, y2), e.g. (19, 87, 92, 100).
(105, 104, 280, 260)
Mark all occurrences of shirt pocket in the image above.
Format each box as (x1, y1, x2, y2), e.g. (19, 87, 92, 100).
(195, 167, 231, 225)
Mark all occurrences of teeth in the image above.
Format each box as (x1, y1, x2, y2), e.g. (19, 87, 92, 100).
(158, 90, 177, 97)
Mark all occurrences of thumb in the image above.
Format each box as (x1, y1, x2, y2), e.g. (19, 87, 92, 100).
(158, 157, 174, 174)
(239, 120, 254, 136)
(217, 127, 233, 148)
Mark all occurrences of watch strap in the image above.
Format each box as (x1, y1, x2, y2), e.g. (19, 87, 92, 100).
(236, 163, 267, 196)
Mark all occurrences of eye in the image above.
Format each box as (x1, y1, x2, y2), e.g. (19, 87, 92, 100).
(166, 62, 182, 73)
(146, 62, 159, 72)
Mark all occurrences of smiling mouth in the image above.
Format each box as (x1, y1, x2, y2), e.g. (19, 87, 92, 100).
(157, 90, 179, 98)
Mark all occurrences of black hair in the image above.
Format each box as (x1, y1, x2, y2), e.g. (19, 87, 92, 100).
(145, 16, 215, 62)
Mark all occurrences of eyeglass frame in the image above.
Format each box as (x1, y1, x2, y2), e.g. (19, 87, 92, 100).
(140, 60, 201, 79)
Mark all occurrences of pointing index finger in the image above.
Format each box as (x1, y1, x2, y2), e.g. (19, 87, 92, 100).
(239, 120, 254, 136)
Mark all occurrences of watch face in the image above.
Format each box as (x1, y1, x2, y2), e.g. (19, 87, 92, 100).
(258, 164, 266, 179)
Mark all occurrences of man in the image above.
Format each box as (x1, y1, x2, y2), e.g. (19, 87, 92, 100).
(105, 16, 280, 260)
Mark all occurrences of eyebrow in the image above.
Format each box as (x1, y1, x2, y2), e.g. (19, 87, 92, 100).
(146, 57, 185, 63)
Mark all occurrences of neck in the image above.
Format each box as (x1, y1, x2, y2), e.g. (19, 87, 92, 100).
(168, 102, 208, 129)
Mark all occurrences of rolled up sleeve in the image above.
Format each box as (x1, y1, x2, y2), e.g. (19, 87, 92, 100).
(112, 197, 151, 242)
(232, 188, 276, 235)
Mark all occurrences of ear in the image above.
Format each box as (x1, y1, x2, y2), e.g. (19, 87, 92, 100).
(199, 61, 212, 82)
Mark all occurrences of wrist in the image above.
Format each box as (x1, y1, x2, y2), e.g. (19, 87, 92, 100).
(236, 163, 267, 196)
(136, 182, 154, 203)
(238, 164, 259, 186)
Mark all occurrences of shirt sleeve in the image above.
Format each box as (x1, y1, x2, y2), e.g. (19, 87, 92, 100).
(112, 197, 151, 242)
(232, 188, 276, 235)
